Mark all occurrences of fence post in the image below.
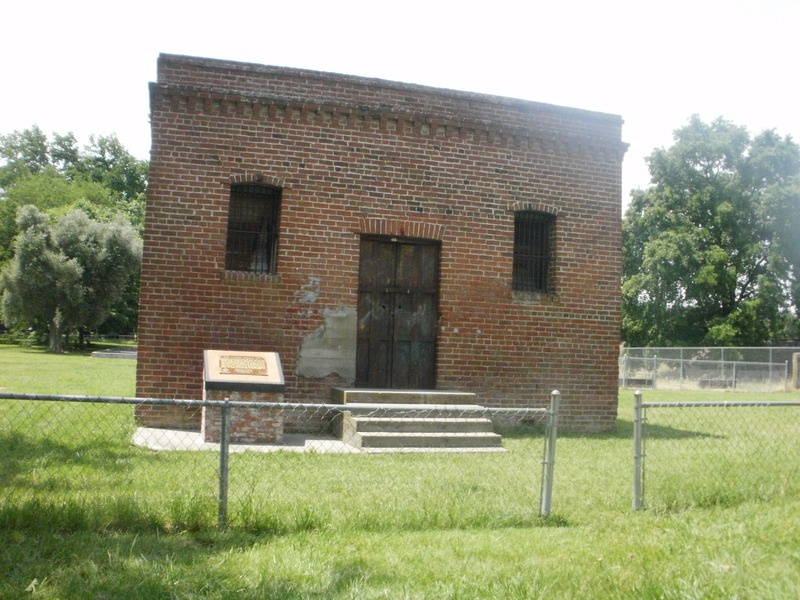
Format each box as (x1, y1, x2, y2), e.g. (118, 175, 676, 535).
(218, 397, 231, 530)
(784, 360, 789, 392)
(633, 390, 645, 510)
(652, 356, 658, 390)
(540, 390, 560, 517)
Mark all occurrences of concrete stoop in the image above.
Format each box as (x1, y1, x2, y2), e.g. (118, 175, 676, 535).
(332, 388, 504, 452)
(331, 388, 479, 405)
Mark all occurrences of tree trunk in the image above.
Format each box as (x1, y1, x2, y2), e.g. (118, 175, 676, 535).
(48, 311, 65, 353)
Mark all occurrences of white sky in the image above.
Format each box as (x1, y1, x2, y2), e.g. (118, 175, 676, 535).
(2, 0, 798, 207)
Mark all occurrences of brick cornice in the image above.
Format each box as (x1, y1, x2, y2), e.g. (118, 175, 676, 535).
(150, 82, 628, 161)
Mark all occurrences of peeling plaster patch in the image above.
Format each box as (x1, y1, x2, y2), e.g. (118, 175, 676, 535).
(296, 306, 357, 381)
(294, 277, 321, 304)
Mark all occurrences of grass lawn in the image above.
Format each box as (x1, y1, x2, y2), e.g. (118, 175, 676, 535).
(0, 340, 137, 397)
(1, 343, 799, 599)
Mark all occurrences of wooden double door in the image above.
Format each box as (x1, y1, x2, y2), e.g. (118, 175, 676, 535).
(356, 236, 440, 389)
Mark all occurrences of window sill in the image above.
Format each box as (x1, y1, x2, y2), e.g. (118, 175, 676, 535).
(221, 270, 281, 284)
(511, 290, 558, 304)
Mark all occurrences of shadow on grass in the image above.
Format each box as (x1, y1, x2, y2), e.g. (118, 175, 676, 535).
(0, 511, 575, 599)
(0, 430, 137, 485)
(7, 525, 530, 600)
(0, 529, 262, 600)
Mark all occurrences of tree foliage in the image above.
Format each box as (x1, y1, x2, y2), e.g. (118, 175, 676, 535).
(0, 127, 147, 262)
(0, 206, 142, 352)
(0, 127, 147, 342)
(623, 116, 800, 346)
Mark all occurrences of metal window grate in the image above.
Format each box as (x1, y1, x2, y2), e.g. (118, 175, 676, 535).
(225, 184, 281, 274)
(513, 211, 553, 292)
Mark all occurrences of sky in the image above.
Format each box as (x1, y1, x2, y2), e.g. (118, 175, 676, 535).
(2, 0, 798, 208)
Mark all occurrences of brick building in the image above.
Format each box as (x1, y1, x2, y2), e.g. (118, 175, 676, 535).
(135, 54, 627, 432)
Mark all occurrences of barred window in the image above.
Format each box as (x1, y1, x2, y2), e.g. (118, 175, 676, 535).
(512, 210, 554, 293)
(224, 184, 281, 274)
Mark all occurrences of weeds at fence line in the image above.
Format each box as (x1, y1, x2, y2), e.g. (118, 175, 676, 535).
(633, 391, 800, 511)
(0, 392, 559, 534)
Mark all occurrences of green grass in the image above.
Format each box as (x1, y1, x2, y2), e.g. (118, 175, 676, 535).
(1, 343, 800, 599)
(637, 390, 800, 512)
(0, 341, 137, 397)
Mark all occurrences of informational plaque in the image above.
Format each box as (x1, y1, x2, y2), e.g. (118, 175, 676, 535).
(203, 350, 285, 392)
(219, 354, 269, 376)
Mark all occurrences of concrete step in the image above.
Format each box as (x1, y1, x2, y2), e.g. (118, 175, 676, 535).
(338, 409, 503, 451)
(353, 416, 494, 433)
(361, 446, 507, 454)
(357, 431, 503, 449)
(332, 388, 477, 405)
(341, 403, 484, 419)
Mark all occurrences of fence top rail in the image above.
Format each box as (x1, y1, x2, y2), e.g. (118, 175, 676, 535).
(624, 346, 800, 352)
(641, 400, 800, 409)
(0, 392, 548, 416)
(0, 392, 206, 406)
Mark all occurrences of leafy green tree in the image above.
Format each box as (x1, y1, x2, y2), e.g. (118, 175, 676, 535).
(0, 169, 112, 263)
(0, 128, 148, 248)
(50, 132, 82, 175)
(1, 127, 147, 197)
(0, 127, 147, 337)
(0, 126, 51, 187)
(622, 116, 800, 346)
(78, 135, 148, 201)
(0, 206, 142, 352)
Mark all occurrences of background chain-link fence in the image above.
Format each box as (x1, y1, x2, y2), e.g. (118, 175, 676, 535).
(620, 355, 790, 392)
(0, 393, 560, 533)
(622, 346, 799, 364)
(633, 392, 800, 510)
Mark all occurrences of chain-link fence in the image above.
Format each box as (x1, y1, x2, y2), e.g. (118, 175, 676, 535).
(632, 391, 800, 510)
(622, 346, 798, 364)
(0, 392, 560, 533)
(620, 355, 790, 392)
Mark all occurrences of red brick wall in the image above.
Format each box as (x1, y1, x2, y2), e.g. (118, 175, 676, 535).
(202, 389, 284, 444)
(136, 54, 626, 432)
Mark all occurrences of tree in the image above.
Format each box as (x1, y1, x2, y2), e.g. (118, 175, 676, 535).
(0, 169, 112, 263)
(0, 126, 51, 187)
(0, 127, 148, 337)
(78, 134, 148, 202)
(0, 128, 148, 256)
(622, 116, 800, 346)
(1, 128, 147, 199)
(0, 206, 142, 352)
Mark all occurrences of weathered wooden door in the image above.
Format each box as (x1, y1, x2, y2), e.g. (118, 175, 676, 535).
(356, 236, 439, 389)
